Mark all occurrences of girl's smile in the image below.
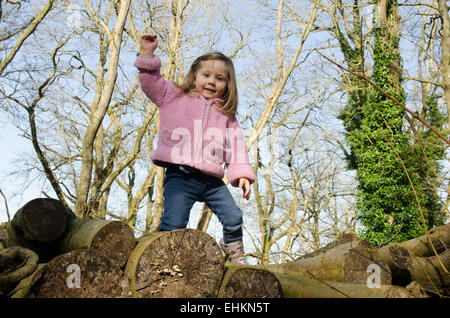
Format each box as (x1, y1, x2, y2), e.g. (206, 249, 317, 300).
(194, 60, 228, 100)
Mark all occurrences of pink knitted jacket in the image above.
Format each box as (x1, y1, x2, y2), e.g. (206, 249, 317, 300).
(134, 55, 255, 187)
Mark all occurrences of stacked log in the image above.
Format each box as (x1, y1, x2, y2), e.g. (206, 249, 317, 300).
(58, 217, 136, 268)
(274, 274, 427, 298)
(0, 198, 448, 298)
(6, 198, 76, 262)
(29, 248, 132, 298)
(125, 229, 225, 298)
(0, 246, 39, 296)
(376, 225, 450, 296)
(218, 265, 283, 298)
(266, 246, 392, 285)
(1, 198, 137, 297)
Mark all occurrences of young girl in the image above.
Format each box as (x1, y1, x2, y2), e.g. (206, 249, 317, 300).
(134, 35, 255, 263)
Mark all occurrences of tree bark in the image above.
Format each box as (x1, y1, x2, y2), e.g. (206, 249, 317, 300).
(393, 223, 449, 257)
(125, 229, 224, 298)
(0, 246, 39, 295)
(218, 264, 283, 298)
(395, 248, 450, 294)
(58, 218, 136, 269)
(8, 264, 46, 298)
(265, 246, 391, 285)
(11, 198, 75, 242)
(0, 223, 7, 250)
(275, 274, 425, 298)
(75, 0, 131, 217)
(30, 248, 131, 298)
(196, 204, 213, 233)
(437, 0, 450, 134)
(377, 243, 412, 285)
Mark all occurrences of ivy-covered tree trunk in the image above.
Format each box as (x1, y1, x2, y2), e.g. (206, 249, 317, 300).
(411, 95, 446, 228)
(349, 0, 427, 245)
(334, 0, 369, 170)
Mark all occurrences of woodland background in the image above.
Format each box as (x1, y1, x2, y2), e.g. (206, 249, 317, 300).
(0, 0, 448, 265)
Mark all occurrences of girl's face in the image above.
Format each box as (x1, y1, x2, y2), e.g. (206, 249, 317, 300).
(194, 59, 228, 100)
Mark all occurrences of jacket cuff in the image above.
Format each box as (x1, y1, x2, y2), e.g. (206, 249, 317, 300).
(226, 164, 255, 187)
(134, 55, 162, 71)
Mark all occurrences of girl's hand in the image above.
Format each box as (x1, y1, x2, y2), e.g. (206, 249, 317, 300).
(238, 178, 251, 200)
(141, 35, 158, 58)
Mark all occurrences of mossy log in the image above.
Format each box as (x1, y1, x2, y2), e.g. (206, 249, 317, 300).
(377, 243, 412, 285)
(218, 263, 283, 298)
(0, 246, 39, 295)
(5, 222, 57, 262)
(296, 232, 373, 260)
(6, 222, 39, 254)
(405, 281, 430, 298)
(58, 218, 136, 268)
(0, 223, 7, 250)
(395, 223, 450, 257)
(125, 229, 224, 298)
(9, 264, 47, 298)
(30, 248, 131, 298)
(10, 198, 75, 242)
(275, 274, 426, 298)
(265, 246, 391, 285)
(395, 248, 450, 294)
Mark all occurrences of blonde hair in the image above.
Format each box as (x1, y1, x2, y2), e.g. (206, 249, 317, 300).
(178, 52, 238, 117)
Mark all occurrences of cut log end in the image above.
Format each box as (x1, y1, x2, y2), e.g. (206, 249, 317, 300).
(59, 219, 136, 269)
(378, 243, 412, 286)
(88, 220, 136, 269)
(30, 248, 131, 298)
(12, 198, 72, 242)
(219, 266, 284, 298)
(126, 229, 224, 298)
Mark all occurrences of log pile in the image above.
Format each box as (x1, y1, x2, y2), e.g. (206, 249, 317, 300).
(0, 198, 448, 298)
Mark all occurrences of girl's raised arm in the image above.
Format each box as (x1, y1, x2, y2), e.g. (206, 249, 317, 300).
(134, 35, 174, 107)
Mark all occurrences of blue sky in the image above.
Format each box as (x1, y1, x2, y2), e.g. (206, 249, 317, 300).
(0, 117, 45, 222)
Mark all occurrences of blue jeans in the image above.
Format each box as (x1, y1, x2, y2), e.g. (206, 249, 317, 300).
(159, 165, 243, 243)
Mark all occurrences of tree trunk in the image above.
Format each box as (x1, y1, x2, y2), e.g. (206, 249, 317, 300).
(218, 264, 283, 298)
(437, 0, 450, 136)
(395, 248, 450, 294)
(58, 218, 136, 269)
(125, 229, 224, 298)
(30, 248, 131, 298)
(377, 242, 412, 285)
(266, 246, 391, 285)
(275, 274, 425, 298)
(196, 203, 213, 232)
(75, 0, 131, 217)
(393, 223, 450, 257)
(0, 246, 39, 295)
(10, 198, 75, 242)
(150, 166, 165, 232)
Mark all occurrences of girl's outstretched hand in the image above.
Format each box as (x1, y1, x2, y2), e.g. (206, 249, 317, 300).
(141, 35, 158, 58)
(239, 178, 251, 200)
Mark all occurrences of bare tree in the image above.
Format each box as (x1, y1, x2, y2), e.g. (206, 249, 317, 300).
(0, 0, 56, 76)
(75, 0, 132, 217)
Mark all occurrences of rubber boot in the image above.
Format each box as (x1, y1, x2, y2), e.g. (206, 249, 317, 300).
(219, 239, 247, 264)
